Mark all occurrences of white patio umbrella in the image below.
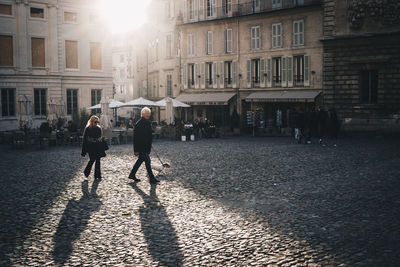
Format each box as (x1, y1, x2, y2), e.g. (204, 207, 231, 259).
(99, 97, 113, 129)
(155, 97, 191, 108)
(47, 99, 57, 125)
(87, 99, 125, 110)
(120, 97, 162, 107)
(165, 98, 174, 125)
(17, 95, 33, 129)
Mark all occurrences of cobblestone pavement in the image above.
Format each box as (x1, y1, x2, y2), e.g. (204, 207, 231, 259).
(1, 136, 400, 266)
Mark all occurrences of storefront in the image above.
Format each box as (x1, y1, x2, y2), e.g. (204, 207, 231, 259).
(175, 93, 236, 127)
(245, 90, 322, 135)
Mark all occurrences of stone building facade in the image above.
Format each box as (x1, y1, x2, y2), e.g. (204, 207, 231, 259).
(177, 0, 324, 131)
(0, 0, 113, 131)
(322, 0, 400, 132)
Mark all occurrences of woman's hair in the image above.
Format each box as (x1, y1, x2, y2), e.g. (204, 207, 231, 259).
(86, 115, 100, 128)
(141, 107, 151, 116)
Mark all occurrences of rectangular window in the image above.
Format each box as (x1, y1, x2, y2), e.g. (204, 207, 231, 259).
(273, 57, 281, 86)
(207, 0, 215, 17)
(294, 55, 304, 86)
(64, 11, 77, 22)
(90, 42, 102, 70)
(206, 63, 213, 87)
(188, 34, 195, 56)
(91, 89, 102, 114)
(34, 88, 47, 116)
(65, 40, 78, 69)
(167, 74, 173, 97)
(0, 35, 13, 66)
(252, 59, 260, 87)
(166, 34, 172, 58)
(0, 4, 12, 15)
(31, 37, 45, 67)
(293, 20, 304, 46)
(251, 26, 260, 50)
(30, 7, 44, 18)
(1, 88, 15, 117)
(272, 23, 282, 48)
(225, 61, 232, 86)
(252, 0, 260, 12)
(225, 29, 232, 53)
(66, 89, 78, 115)
(224, 0, 232, 16)
(189, 64, 195, 88)
(360, 70, 378, 104)
(189, 0, 195, 20)
(206, 31, 213, 55)
(272, 0, 282, 9)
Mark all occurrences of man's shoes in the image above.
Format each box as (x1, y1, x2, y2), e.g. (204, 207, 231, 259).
(128, 175, 141, 182)
(149, 178, 160, 184)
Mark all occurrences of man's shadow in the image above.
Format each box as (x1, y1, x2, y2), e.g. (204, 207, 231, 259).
(52, 180, 102, 265)
(129, 182, 183, 267)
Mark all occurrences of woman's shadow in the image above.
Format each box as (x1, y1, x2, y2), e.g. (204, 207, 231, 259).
(129, 182, 183, 267)
(52, 179, 102, 265)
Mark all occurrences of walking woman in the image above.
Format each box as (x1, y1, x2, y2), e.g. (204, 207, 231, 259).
(81, 115, 103, 179)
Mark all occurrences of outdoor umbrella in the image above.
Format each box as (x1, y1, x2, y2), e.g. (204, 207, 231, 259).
(17, 95, 33, 129)
(120, 97, 162, 107)
(87, 99, 125, 110)
(155, 97, 190, 108)
(47, 99, 57, 126)
(99, 97, 113, 129)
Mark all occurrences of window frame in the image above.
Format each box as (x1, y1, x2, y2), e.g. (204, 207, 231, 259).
(34, 88, 47, 117)
(251, 26, 261, 50)
(225, 29, 232, 53)
(206, 31, 213, 55)
(272, 23, 282, 48)
(0, 3, 14, 17)
(293, 20, 304, 46)
(89, 41, 103, 71)
(31, 36, 46, 68)
(65, 40, 79, 70)
(0, 35, 14, 67)
(63, 10, 78, 24)
(66, 89, 78, 116)
(29, 5, 46, 21)
(360, 70, 378, 104)
(90, 89, 102, 114)
(1, 88, 16, 117)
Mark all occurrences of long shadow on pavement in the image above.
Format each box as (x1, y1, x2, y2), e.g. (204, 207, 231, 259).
(161, 137, 400, 266)
(129, 182, 183, 267)
(52, 179, 102, 265)
(0, 148, 85, 266)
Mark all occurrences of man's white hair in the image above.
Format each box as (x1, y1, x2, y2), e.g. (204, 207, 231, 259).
(141, 107, 151, 116)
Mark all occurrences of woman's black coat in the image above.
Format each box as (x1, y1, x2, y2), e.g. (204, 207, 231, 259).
(133, 118, 152, 153)
(81, 126, 104, 159)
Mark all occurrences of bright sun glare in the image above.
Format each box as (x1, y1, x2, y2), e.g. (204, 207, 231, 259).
(99, 0, 151, 34)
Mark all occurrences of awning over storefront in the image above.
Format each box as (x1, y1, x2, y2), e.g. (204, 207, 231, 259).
(176, 93, 236, 105)
(246, 90, 321, 102)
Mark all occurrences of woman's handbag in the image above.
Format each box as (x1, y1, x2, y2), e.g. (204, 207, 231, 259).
(101, 137, 109, 151)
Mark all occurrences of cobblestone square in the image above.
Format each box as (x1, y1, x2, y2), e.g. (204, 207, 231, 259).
(1, 136, 399, 266)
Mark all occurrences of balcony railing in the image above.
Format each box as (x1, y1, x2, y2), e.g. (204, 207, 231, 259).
(182, 0, 320, 24)
(294, 74, 304, 86)
(206, 78, 213, 88)
(252, 77, 260, 88)
(224, 77, 232, 87)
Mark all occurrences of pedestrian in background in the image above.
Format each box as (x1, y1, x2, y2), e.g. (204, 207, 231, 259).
(81, 115, 103, 179)
(316, 106, 328, 144)
(128, 107, 159, 184)
(328, 108, 340, 146)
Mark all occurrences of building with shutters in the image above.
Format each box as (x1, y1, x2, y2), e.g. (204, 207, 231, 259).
(0, 0, 113, 131)
(322, 0, 400, 132)
(177, 0, 324, 132)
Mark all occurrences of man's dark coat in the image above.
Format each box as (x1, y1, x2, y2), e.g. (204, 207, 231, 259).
(133, 118, 152, 153)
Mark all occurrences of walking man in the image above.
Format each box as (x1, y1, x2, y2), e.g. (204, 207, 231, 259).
(128, 107, 160, 184)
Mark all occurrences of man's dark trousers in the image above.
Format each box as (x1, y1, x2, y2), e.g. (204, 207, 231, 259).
(129, 152, 155, 179)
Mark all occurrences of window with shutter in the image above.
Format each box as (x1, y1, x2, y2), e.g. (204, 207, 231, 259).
(31, 37, 45, 67)
(90, 42, 102, 70)
(1, 88, 15, 117)
(232, 61, 237, 88)
(0, 4, 12, 15)
(304, 55, 310, 86)
(247, 59, 251, 88)
(65, 40, 78, 69)
(267, 57, 272, 87)
(0, 35, 13, 66)
(293, 20, 304, 46)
